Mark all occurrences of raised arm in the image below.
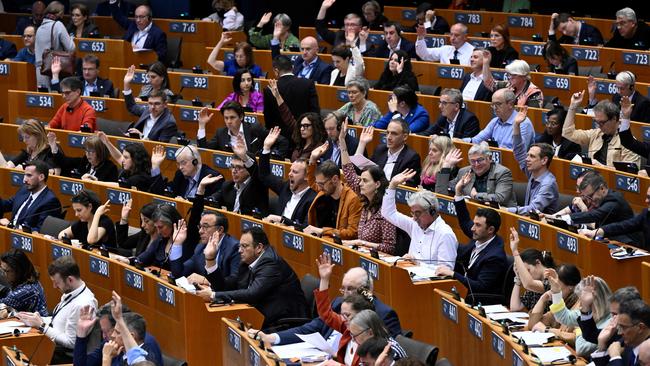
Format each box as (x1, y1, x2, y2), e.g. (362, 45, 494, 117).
(562, 90, 590, 146)
(510, 228, 546, 293)
(97, 131, 124, 165)
(87, 200, 110, 245)
(207, 32, 232, 73)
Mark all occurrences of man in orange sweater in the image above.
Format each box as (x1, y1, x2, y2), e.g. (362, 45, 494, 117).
(48, 76, 96, 132)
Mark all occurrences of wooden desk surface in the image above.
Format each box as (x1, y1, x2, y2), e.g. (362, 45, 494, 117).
(0, 320, 54, 365)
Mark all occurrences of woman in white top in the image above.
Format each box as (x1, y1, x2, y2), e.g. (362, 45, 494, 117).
(329, 40, 365, 87)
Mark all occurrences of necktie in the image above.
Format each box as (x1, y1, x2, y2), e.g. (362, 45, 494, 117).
(452, 50, 459, 60)
(15, 195, 34, 226)
(594, 134, 612, 165)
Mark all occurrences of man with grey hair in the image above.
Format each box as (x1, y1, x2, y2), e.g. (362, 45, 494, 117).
(316, 0, 363, 49)
(150, 144, 223, 199)
(382, 169, 458, 267)
(605, 7, 650, 50)
(563, 90, 640, 167)
(421, 88, 479, 138)
(586, 71, 650, 123)
(435, 142, 517, 206)
(247, 266, 402, 344)
(465, 88, 534, 149)
(415, 22, 474, 65)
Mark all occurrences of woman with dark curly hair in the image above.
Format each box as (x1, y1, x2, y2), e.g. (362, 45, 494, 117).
(373, 50, 419, 92)
(0, 249, 48, 315)
(97, 132, 152, 192)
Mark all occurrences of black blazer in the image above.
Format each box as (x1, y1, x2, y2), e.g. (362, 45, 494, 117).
(602, 208, 650, 251)
(176, 236, 240, 280)
(208, 160, 269, 216)
(115, 223, 150, 256)
(321, 134, 359, 167)
(125, 93, 178, 142)
(453, 198, 508, 304)
(0, 186, 62, 232)
(613, 92, 650, 123)
(0, 38, 17, 59)
(460, 73, 494, 102)
(619, 128, 650, 159)
(111, 2, 167, 60)
(420, 108, 480, 138)
(52, 76, 115, 98)
(150, 165, 223, 199)
(488, 46, 519, 69)
(263, 74, 320, 143)
(371, 144, 421, 187)
(209, 246, 308, 329)
(368, 37, 417, 59)
(406, 16, 450, 34)
(293, 57, 334, 85)
(51, 149, 119, 182)
(592, 344, 637, 366)
(258, 152, 317, 225)
(66, 22, 100, 38)
(197, 122, 267, 154)
(551, 22, 604, 46)
(535, 134, 582, 160)
(549, 56, 579, 75)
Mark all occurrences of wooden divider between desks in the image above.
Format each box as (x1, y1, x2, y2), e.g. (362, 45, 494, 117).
(643, 262, 650, 303)
(0, 61, 35, 121)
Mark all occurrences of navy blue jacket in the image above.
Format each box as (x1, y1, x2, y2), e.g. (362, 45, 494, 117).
(276, 296, 402, 345)
(551, 22, 604, 46)
(124, 92, 178, 143)
(0, 39, 18, 59)
(368, 37, 417, 60)
(73, 332, 163, 366)
(420, 108, 480, 138)
(321, 134, 359, 167)
(110, 1, 167, 60)
(613, 92, 650, 123)
(452, 198, 508, 304)
(0, 186, 62, 232)
(592, 342, 638, 366)
(293, 57, 334, 85)
(460, 73, 493, 102)
(602, 208, 650, 251)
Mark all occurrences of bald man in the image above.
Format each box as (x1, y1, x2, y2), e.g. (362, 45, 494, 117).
(109, 0, 167, 60)
(249, 267, 402, 345)
(272, 36, 334, 84)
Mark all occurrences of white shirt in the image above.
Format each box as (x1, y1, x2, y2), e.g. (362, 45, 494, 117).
(415, 40, 474, 66)
(462, 72, 484, 101)
(13, 185, 47, 226)
(132, 23, 152, 50)
(233, 177, 251, 213)
(44, 281, 97, 349)
(228, 123, 246, 151)
(283, 186, 310, 219)
(446, 110, 460, 138)
(142, 113, 161, 140)
(381, 189, 458, 268)
(383, 145, 404, 181)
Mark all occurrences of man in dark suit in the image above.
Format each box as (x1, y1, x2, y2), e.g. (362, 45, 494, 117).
(171, 181, 240, 282)
(208, 138, 269, 216)
(271, 36, 334, 85)
(321, 112, 359, 167)
(591, 299, 650, 366)
(51, 55, 115, 98)
(0, 161, 62, 232)
(109, 0, 167, 60)
(122, 90, 177, 143)
(252, 267, 402, 345)
(460, 49, 494, 103)
(14, 0, 45, 35)
(367, 22, 417, 59)
(0, 38, 17, 59)
(405, 3, 450, 34)
(150, 144, 223, 200)
(357, 118, 421, 187)
(258, 128, 317, 227)
(549, 13, 604, 46)
(611, 72, 650, 123)
(315, 0, 363, 49)
(436, 174, 507, 305)
(198, 226, 308, 330)
(421, 88, 480, 138)
(264, 55, 320, 144)
(196, 101, 267, 154)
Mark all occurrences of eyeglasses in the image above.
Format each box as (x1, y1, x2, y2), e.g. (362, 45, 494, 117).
(315, 178, 331, 187)
(84, 149, 96, 154)
(230, 165, 246, 171)
(616, 322, 639, 332)
(350, 328, 370, 341)
(197, 224, 218, 231)
(593, 118, 611, 127)
(490, 101, 505, 108)
(439, 101, 457, 107)
(339, 286, 358, 295)
(300, 124, 312, 129)
(469, 157, 487, 165)
(580, 186, 602, 201)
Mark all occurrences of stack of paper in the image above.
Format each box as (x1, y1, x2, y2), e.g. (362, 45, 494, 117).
(511, 331, 555, 346)
(271, 342, 330, 362)
(481, 304, 509, 314)
(530, 346, 573, 363)
(406, 265, 439, 281)
(487, 312, 530, 324)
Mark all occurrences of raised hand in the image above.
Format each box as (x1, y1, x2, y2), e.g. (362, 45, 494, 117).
(359, 126, 374, 145)
(51, 56, 62, 78)
(396, 58, 405, 74)
(316, 252, 334, 280)
(345, 30, 356, 45)
(598, 318, 618, 351)
(151, 145, 165, 169)
(587, 75, 596, 99)
(579, 275, 596, 312)
(96, 131, 109, 145)
(339, 119, 349, 146)
(570, 90, 585, 109)
(219, 32, 232, 45)
(359, 27, 369, 43)
(95, 200, 111, 217)
(111, 290, 123, 321)
(267, 79, 283, 103)
(76, 304, 97, 337)
(309, 141, 330, 164)
(321, 0, 336, 10)
(120, 199, 132, 222)
(544, 268, 561, 293)
(204, 231, 221, 260)
(509, 227, 520, 254)
(442, 147, 463, 168)
(172, 219, 188, 245)
(47, 131, 58, 152)
(482, 49, 492, 64)
(620, 95, 633, 119)
(199, 173, 222, 188)
(389, 168, 417, 189)
(387, 94, 398, 112)
(257, 12, 272, 28)
(123, 65, 136, 88)
(263, 126, 281, 151)
(273, 21, 283, 40)
(513, 105, 528, 125)
(232, 133, 248, 159)
(198, 107, 213, 129)
(454, 170, 472, 195)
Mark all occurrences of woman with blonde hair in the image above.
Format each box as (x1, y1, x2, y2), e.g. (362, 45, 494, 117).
(420, 135, 454, 191)
(0, 119, 57, 172)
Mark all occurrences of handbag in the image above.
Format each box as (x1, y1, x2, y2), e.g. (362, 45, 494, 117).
(40, 20, 76, 78)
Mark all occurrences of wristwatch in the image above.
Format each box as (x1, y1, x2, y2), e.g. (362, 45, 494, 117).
(37, 322, 47, 333)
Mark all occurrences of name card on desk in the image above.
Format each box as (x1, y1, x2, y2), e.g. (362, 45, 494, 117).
(518, 220, 540, 241)
(164, 146, 178, 161)
(180, 108, 200, 122)
(491, 331, 505, 358)
(88, 99, 106, 113)
(572, 48, 599, 61)
(180, 75, 208, 89)
(379, 132, 387, 144)
(67, 133, 88, 148)
(508, 15, 534, 28)
(455, 12, 482, 24)
(131, 72, 148, 85)
(491, 71, 507, 81)
(11, 233, 32, 253)
(240, 219, 262, 232)
(615, 174, 640, 193)
(282, 231, 304, 252)
(468, 314, 483, 340)
(569, 164, 592, 180)
(402, 9, 415, 20)
(519, 43, 543, 57)
(336, 89, 349, 102)
(441, 298, 458, 323)
(642, 126, 650, 142)
(347, 128, 357, 139)
(360, 258, 379, 280)
(557, 232, 579, 254)
(78, 40, 106, 53)
(469, 40, 491, 48)
(89, 256, 109, 277)
(321, 244, 342, 265)
(116, 140, 144, 151)
(0, 63, 9, 75)
(438, 66, 464, 79)
(243, 115, 258, 124)
(213, 153, 232, 169)
(395, 187, 413, 204)
(153, 197, 176, 207)
(107, 189, 131, 205)
(270, 163, 284, 178)
(169, 22, 197, 33)
(10, 172, 24, 186)
(51, 243, 72, 259)
(59, 179, 84, 196)
(424, 36, 446, 48)
(623, 52, 648, 65)
(157, 283, 175, 306)
(227, 327, 241, 353)
(367, 33, 383, 46)
(248, 345, 261, 366)
(596, 81, 618, 95)
(124, 268, 144, 291)
(543, 76, 570, 90)
(437, 196, 457, 216)
(512, 350, 524, 366)
(26, 94, 53, 108)
(490, 150, 502, 164)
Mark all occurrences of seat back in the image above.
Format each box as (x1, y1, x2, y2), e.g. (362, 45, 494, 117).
(301, 273, 320, 318)
(396, 335, 438, 366)
(162, 353, 188, 366)
(40, 216, 70, 237)
(96, 117, 130, 136)
(164, 37, 183, 68)
(435, 358, 453, 366)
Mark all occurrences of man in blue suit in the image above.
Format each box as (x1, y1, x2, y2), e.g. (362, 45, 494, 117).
(0, 161, 62, 232)
(592, 299, 650, 366)
(250, 267, 402, 345)
(109, 0, 167, 60)
(271, 36, 333, 85)
(420, 88, 480, 138)
(123, 90, 178, 143)
(436, 171, 508, 305)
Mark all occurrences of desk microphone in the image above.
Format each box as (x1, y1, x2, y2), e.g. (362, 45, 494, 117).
(8, 205, 71, 231)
